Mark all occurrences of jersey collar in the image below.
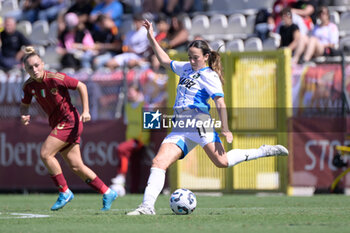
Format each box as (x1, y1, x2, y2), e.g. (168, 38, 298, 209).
(192, 66, 210, 73)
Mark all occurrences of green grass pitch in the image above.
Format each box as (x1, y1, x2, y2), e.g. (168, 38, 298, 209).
(0, 193, 350, 233)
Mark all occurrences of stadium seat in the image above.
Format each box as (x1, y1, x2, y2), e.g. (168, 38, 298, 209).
(0, 0, 19, 16)
(226, 13, 247, 40)
(208, 0, 245, 13)
(209, 39, 225, 52)
(339, 36, 350, 53)
(244, 37, 263, 51)
(226, 39, 244, 52)
(0, 69, 7, 83)
(60, 67, 76, 75)
(334, 0, 350, 6)
(29, 20, 49, 45)
(182, 15, 192, 31)
(243, 0, 275, 10)
(7, 68, 22, 81)
(339, 12, 350, 36)
(33, 45, 45, 57)
(245, 14, 256, 35)
(17, 20, 32, 37)
(207, 14, 227, 41)
(77, 67, 94, 75)
(263, 37, 280, 51)
(48, 20, 59, 44)
(42, 46, 61, 70)
(330, 11, 340, 25)
(190, 14, 210, 40)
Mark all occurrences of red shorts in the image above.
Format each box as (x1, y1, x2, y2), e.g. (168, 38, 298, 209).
(49, 110, 83, 144)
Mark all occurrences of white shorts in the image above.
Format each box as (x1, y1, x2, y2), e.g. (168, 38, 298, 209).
(162, 108, 221, 158)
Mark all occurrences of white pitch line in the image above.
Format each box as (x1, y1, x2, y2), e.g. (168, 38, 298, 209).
(0, 213, 50, 219)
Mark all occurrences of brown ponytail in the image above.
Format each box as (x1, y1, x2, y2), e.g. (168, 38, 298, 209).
(208, 50, 224, 84)
(187, 40, 224, 84)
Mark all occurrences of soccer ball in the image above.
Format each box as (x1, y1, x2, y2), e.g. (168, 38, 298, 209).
(169, 188, 197, 215)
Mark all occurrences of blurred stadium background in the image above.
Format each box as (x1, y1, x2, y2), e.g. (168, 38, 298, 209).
(1, 0, 350, 196)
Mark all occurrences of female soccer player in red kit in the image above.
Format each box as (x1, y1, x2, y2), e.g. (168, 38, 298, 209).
(20, 46, 117, 211)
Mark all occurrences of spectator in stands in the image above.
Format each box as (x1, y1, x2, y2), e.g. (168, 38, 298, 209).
(163, 0, 203, 15)
(291, 0, 318, 30)
(92, 15, 122, 69)
(161, 14, 189, 51)
(89, 0, 123, 28)
(299, 6, 339, 63)
(37, 0, 68, 23)
(57, 0, 93, 38)
(273, 0, 310, 36)
(105, 13, 149, 69)
(272, 0, 297, 30)
(142, 0, 202, 15)
(15, 0, 40, 23)
(0, 17, 31, 71)
(57, 12, 95, 70)
(277, 7, 308, 64)
(254, 8, 275, 42)
(155, 13, 169, 43)
(66, 0, 93, 27)
(14, 0, 68, 23)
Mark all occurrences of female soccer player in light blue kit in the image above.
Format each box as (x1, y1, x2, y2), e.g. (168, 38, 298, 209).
(127, 20, 288, 215)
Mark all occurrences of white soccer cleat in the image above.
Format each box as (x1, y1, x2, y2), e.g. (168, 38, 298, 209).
(126, 204, 156, 215)
(259, 145, 289, 157)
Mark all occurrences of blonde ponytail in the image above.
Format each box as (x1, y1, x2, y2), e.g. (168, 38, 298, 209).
(22, 46, 40, 64)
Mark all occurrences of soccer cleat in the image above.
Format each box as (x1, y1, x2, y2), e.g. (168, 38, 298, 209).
(259, 145, 289, 157)
(101, 189, 118, 211)
(51, 189, 74, 211)
(126, 204, 156, 215)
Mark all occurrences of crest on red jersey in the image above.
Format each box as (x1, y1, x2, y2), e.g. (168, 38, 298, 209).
(51, 88, 58, 95)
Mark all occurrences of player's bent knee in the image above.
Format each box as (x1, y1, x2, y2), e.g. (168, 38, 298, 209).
(213, 160, 228, 168)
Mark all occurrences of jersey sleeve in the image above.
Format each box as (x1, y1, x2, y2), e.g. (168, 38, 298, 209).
(170, 61, 191, 76)
(21, 82, 33, 105)
(202, 71, 224, 99)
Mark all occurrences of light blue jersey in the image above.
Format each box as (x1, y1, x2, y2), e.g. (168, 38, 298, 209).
(170, 61, 224, 114)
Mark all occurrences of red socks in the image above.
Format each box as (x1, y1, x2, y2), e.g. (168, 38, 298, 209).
(51, 173, 68, 192)
(51, 174, 108, 194)
(86, 176, 109, 194)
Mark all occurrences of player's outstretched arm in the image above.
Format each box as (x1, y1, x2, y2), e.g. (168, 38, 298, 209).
(20, 103, 31, 125)
(214, 96, 233, 143)
(143, 19, 172, 70)
(76, 81, 91, 122)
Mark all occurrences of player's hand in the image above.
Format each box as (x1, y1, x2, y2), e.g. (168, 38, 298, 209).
(222, 130, 233, 144)
(21, 115, 31, 125)
(143, 19, 154, 39)
(80, 112, 91, 123)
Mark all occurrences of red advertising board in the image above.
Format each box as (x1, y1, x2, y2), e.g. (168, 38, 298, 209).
(0, 119, 126, 190)
(290, 117, 350, 189)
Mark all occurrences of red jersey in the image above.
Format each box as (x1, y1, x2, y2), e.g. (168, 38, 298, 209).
(22, 71, 79, 128)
